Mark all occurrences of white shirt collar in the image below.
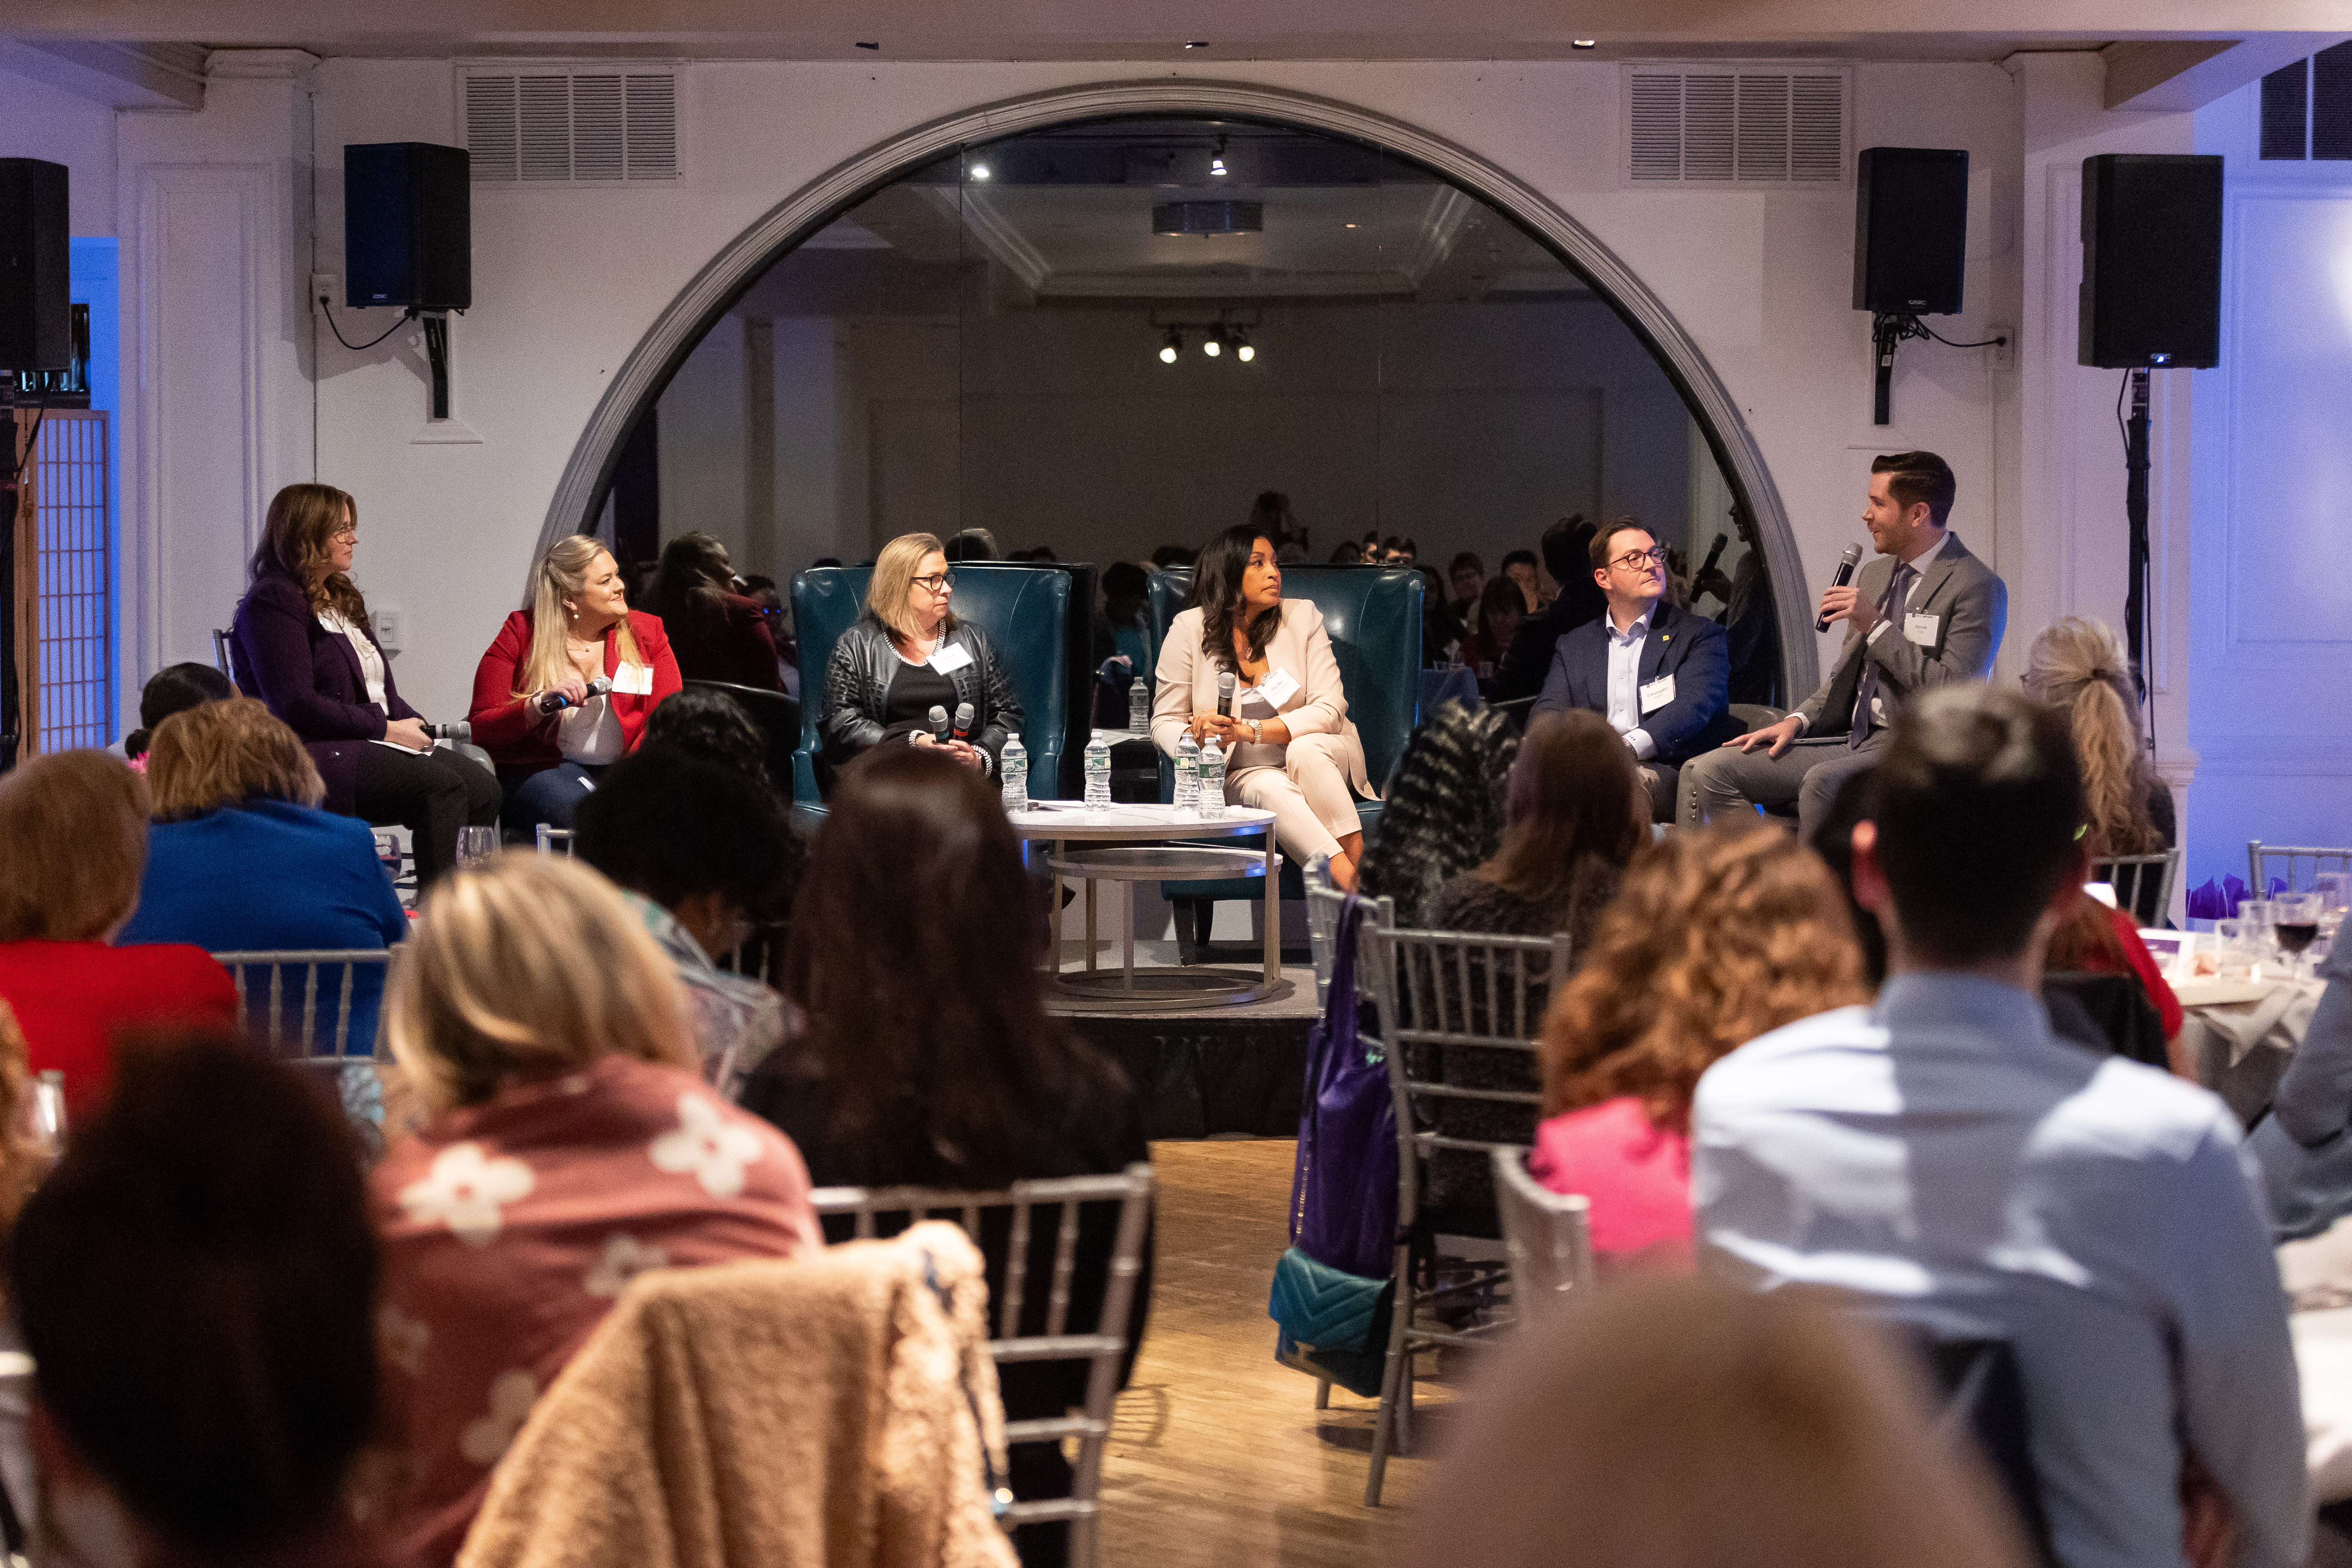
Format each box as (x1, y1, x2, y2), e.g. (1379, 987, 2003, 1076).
(1607, 603, 1658, 642)
(1898, 530, 1952, 573)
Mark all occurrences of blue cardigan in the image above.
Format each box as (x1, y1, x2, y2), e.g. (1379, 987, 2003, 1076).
(118, 800, 408, 1055)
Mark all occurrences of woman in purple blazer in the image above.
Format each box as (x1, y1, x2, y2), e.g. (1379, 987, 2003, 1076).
(230, 484, 498, 886)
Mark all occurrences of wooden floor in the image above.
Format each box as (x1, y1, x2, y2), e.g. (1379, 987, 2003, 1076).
(1097, 1138, 1458, 1568)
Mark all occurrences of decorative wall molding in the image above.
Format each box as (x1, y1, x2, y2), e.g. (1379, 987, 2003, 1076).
(532, 76, 1821, 700)
(202, 49, 318, 81)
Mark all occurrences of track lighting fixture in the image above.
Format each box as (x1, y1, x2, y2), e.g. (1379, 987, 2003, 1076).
(1159, 328, 1183, 364)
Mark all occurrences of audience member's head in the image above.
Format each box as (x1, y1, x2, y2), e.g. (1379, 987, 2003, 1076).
(643, 530, 736, 629)
(809, 555, 843, 570)
(1356, 701, 1520, 926)
(1542, 820, 1864, 1128)
(125, 663, 235, 761)
(1477, 575, 1526, 654)
(939, 527, 1000, 562)
(0, 750, 150, 944)
(1248, 491, 1297, 543)
(12, 1037, 380, 1565)
(1481, 710, 1645, 904)
(1804, 766, 1888, 987)
(1448, 552, 1486, 603)
(1408, 1276, 2032, 1568)
(1150, 543, 1196, 570)
(1102, 561, 1150, 625)
(146, 697, 326, 822)
(1538, 516, 1590, 595)
(576, 748, 794, 959)
(639, 684, 776, 797)
(1860, 686, 2086, 971)
(784, 746, 1098, 1186)
(384, 854, 693, 1112)
(1380, 535, 1418, 565)
(1328, 541, 1363, 565)
(2020, 616, 2161, 858)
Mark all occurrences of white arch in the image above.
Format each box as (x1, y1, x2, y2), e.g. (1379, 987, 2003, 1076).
(537, 77, 1818, 696)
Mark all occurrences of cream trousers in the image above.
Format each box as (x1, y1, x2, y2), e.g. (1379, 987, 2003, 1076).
(1227, 732, 1363, 865)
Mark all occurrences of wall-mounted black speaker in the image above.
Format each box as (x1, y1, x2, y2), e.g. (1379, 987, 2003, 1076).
(1853, 147, 1969, 316)
(2079, 154, 2222, 369)
(0, 158, 71, 373)
(344, 142, 471, 311)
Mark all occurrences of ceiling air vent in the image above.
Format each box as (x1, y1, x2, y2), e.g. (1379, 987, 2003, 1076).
(463, 68, 679, 183)
(1626, 68, 1846, 184)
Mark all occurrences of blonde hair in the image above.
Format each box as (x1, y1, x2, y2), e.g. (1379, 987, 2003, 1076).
(513, 536, 645, 699)
(0, 751, 150, 943)
(2020, 617, 2161, 857)
(251, 484, 368, 624)
(146, 698, 326, 821)
(1408, 1277, 2034, 1568)
(865, 533, 952, 646)
(0, 1002, 46, 1247)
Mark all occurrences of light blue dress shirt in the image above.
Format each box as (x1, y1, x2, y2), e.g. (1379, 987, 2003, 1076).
(1694, 973, 2307, 1568)
(1602, 606, 1656, 760)
(2249, 930, 2352, 1239)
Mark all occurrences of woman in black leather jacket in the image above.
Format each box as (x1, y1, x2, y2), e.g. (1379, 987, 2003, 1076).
(819, 532, 1023, 793)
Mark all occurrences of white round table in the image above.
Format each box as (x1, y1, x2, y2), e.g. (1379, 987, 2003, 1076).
(1005, 802, 1284, 1009)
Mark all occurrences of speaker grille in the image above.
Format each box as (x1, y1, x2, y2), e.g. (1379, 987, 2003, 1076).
(1626, 68, 1845, 184)
(2316, 42, 2352, 161)
(463, 68, 680, 183)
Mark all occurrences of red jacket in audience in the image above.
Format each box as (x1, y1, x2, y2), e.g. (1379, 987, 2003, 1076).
(0, 940, 237, 1117)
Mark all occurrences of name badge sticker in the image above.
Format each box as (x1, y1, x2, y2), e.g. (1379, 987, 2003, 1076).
(1255, 668, 1301, 708)
(1639, 674, 1676, 715)
(611, 663, 654, 696)
(1903, 613, 1942, 649)
(929, 642, 975, 675)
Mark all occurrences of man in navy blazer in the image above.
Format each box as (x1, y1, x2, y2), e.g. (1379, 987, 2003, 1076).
(1531, 517, 1737, 821)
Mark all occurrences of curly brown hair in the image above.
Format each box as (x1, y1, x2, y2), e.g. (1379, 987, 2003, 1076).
(1539, 821, 1868, 1129)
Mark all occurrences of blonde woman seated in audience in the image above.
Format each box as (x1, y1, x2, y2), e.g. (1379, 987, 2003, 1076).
(2021, 617, 2172, 893)
(15, 1038, 402, 1568)
(1532, 822, 1867, 1268)
(0, 751, 235, 1119)
(1409, 1276, 2034, 1568)
(742, 746, 1149, 1568)
(371, 854, 816, 1566)
(118, 698, 408, 1058)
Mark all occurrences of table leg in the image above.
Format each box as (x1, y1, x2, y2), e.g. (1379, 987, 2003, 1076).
(1050, 840, 1065, 974)
(1264, 823, 1279, 984)
(1123, 879, 1136, 995)
(1086, 876, 1098, 972)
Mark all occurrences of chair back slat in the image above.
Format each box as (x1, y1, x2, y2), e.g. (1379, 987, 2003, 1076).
(2088, 848, 2180, 926)
(807, 1166, 1154, 1568)
(207, 951, 395, 1066)
(2248, 842, 2352, 898)
(536, 825, 576, 856)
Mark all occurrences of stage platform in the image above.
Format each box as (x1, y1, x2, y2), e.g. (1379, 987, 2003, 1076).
(1046, 939, 1316, 1141)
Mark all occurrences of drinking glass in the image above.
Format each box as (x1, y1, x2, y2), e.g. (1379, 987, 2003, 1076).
(456, 826, 500, 871)
(2213, 919, 2255, 982)
(2274, 892, 2325, 979)
(2318, 872, 2351, 938)
(2238, 899, 2277, 965)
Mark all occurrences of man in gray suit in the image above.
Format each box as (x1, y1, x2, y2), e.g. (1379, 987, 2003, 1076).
(1685, 451, 2006, 838)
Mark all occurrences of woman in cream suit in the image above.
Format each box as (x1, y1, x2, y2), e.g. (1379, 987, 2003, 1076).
(1152, 524, 1377, 889)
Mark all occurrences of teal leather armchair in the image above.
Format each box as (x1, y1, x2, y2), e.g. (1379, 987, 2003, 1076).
(791, 563, 1088, 805)
(1148, 565, 1424, 955)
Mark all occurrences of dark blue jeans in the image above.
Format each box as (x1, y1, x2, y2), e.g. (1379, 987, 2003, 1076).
(498, 760, 607, 838)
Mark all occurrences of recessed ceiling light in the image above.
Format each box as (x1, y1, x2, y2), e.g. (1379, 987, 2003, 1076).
(1345, 222, 1358, 229)
(970, 163, 990, 180)
(1571, 39, 1597, 49)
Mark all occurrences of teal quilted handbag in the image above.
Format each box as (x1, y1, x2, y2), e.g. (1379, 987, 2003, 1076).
(1268, 1245, 1394, 1398)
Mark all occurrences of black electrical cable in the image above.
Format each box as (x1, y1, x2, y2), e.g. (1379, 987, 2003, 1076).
(2116, 368, 2132, 456)
(319, 298, 412, 352)
(1912, 320, 2009, 350)
(3, 398, 46, 485)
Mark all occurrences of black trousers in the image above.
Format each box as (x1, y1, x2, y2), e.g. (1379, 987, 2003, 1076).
(353, 744, 502, 888)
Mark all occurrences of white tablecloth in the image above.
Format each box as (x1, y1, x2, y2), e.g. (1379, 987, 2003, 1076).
(2182, 977, 2323, 1123)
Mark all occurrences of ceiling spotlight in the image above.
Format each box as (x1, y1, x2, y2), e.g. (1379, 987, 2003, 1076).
(1159, 328, 1182, 363)
(969, 162, 990, 180)
(1236, 340, 1256, 362)
(1571, 38, 1597, 49)
(1211, 137, 1229, 177)
(1202, 334, 1223, 358)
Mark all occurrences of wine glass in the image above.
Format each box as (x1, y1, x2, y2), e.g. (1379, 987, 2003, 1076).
(456, 826, 500, 872)
(2274, 892, 2324, 980)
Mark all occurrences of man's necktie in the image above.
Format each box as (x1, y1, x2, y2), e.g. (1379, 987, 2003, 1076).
(1848, 563, 1916, 750)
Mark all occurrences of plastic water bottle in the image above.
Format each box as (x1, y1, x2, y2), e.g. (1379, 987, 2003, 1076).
(1199, 734, 1226, 818)
(1000, 733, 1027, 812)
(1127, 672, 1150, 734)
(1175, 733, 1201, 812)
(1084, 731, 1112, 808)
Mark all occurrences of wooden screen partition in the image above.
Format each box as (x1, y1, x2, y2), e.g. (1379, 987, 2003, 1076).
(27, 410, 111, 752)
(3, 408, 31, 768)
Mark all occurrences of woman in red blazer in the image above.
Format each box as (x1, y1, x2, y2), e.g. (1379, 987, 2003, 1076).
(468, 537, 682, 833)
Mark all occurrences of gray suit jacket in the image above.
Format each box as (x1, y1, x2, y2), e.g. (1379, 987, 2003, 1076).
(1796, 531, 2006, 736)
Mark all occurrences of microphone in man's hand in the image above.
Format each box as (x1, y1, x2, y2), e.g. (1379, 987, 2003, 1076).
(929, 704, 951, 743)
(534, 676, 613, 715)
(1815, 544, 1864, 633)
(1697, 532, 1729, 581)
(951, 701, 975, 742)
(1217, 671, 1235, 717)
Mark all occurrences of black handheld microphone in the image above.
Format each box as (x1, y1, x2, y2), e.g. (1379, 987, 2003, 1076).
(951, 701, 975, 741)
(1697, 532, 1729, 581)
(535, 676, 613, 715)
(1814, 544, 1864, 633)
(424, 721, 472, 743)
(928, 704, 951, 743)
